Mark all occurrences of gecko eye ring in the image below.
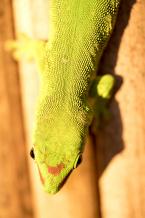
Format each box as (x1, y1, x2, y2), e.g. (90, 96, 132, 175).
(73, 154, 83, 168)
(30, 147, 35, 159)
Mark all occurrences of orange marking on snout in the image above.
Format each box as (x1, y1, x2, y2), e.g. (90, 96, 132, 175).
(48, 163, 64, 176)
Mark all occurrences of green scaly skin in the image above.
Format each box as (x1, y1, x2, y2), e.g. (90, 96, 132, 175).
(6, 0, 120, 194)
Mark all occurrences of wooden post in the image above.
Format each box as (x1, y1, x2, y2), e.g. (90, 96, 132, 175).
(96, 1, 145, 217)
(3, 0, 145, 217)
(0, 1, 33, 217)
(11, 1, 100, 218)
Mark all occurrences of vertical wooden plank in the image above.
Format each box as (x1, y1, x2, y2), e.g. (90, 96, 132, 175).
(0, 0, 34, 217)
(11, 1, 50, 217)
(11, 0, 145, 217)
(11, 1, 100, 218)
(96, 0, 145, 217)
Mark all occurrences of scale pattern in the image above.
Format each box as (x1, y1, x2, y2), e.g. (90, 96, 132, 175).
(33, 0, 120, 194)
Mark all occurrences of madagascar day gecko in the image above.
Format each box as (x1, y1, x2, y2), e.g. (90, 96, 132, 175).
(7, 0, 120, 194)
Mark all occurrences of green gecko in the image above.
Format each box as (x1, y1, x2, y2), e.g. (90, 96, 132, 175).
(6, 0, 120, 194)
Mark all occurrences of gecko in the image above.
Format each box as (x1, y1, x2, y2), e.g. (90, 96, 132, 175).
(6, 0, 120, 194)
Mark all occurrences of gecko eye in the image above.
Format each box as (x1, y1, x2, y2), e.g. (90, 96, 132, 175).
(30, 147, 35, 159)
(73, 154, 82, 168)
(76, 155, 82, 167)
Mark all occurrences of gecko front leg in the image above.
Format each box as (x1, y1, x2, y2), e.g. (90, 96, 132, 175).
(5, 33, 46, 72)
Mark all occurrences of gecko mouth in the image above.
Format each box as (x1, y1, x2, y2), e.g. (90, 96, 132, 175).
(37, 165, 45, 184)
(37, 163, 65, 186)
(57, 170, 72, 191)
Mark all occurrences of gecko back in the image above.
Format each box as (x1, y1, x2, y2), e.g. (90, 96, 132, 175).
(29, 0, 120, 194)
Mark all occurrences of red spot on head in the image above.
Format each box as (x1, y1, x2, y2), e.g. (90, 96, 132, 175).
(47, 163, 64, 176)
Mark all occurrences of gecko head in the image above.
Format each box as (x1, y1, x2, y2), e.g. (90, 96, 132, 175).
(30, 104, 89, 194)
(30, 135, 84, 194)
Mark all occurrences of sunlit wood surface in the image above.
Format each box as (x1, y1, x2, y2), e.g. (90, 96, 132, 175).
(0, 1, 33, 217)
(96, 1, 145, 217)
(0, 0, 145, 217)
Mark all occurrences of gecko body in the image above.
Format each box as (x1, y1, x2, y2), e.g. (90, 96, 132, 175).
(7, 0, 120, 194)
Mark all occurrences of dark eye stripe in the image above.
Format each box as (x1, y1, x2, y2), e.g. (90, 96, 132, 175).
(30, 148, 35, 159)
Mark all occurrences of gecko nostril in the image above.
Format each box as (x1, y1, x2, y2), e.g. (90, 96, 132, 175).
(30, 147, 35, 159)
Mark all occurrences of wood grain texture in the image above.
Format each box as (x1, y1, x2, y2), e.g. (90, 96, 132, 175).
(96, 0, 145, 217)
(11, 2, 101, 217)
(6, 0, 145, 218)
(0, 1, 33, 217)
